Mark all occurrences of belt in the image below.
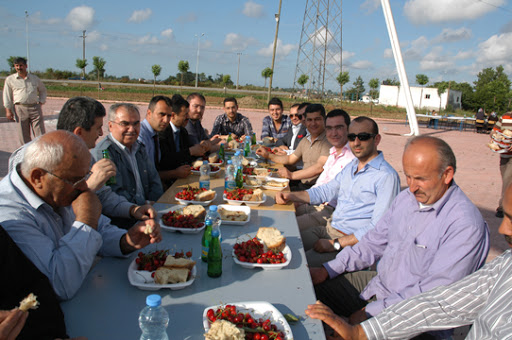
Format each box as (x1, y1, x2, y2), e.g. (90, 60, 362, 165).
(15, 103, 38, 107)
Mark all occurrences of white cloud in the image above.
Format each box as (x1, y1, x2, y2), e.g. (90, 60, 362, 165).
(161, 28, 173, 39)
(257, 39, 296, 58)
(100, 44, 108, 51)
(351, 60, 373, 69)
(128, 9, 152, 23)
(383, 48, 393, 58)
(404, 0, 505, 24)
(419, 47, 455, 71)
(87, 30, 101, 43)
(432, 27, 472, 43)
(243, 1, 264, 18)
(309, 26, 335, 48)
(403, 36, 429, 60)
(134, 34, 159, 45)
(476, 32, 512, 69)
(30, 11, 61, 25)
(360, 0, 380, 13)
(224, 33, 256, 51)
(453, 50, 473, 60)
(66, 6, 95, 31)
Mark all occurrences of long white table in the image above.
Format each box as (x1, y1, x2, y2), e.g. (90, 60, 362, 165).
(61, 203, 325, 339)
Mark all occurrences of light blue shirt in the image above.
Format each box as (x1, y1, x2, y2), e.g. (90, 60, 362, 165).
(307, 151, 400, 241)
(138, 119, 159, 163)
(0, 168, 127, 300)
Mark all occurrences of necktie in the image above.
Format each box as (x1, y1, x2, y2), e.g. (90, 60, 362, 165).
(174, 130, 180, 152)
(152, 134, 159, 164)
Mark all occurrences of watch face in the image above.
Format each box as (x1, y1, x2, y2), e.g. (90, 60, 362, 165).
(334, 241, 341, 251)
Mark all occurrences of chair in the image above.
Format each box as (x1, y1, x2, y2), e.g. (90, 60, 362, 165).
(475, 119, 485, 133)
(487, 120, 496, 133)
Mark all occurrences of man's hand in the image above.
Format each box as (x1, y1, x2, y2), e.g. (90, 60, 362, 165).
(272, 147, 287, 156)
(189, 144, 206, 156)
(5, 109, 15, 122)
(349, 307, 368, 325)
(277, 167, 292, 179)
(275, 192, 291, 205)
(87, 158, 117, 192)
(314, 239, 336, 253)
(130, 204, 157, 220)
(310, 266, 329, 285)
(72, 190, 102, 230)
(120, 219, 162, 255)
(255, 146, 270, 159)
(0, 309, 28, 340)
(305, 301, 367, 340)
(175, 165, 191, 178)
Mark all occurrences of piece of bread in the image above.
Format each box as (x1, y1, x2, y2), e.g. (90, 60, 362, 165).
(19, 293, 39, 312)
(183, 204, 206, 219)
(262, 136, 276, 146)
(251, 189, 264, 201)
(257, 227, 286, 252)
(195, 190, 216, 201)
(218, 207, 248, 221)
(254, 168, 268, 177)
(154, 267, 189, 284)
(163, 256, 196, 270)
(192, 159, 204, 168)
(208, 154, 219, 163)
(244, 176, 260, 186)
(504, 129, 512, 137)
(205, 320, 245, 340)
(227, 140, 240, 149)
(241, 157, 250, 166)
(488, 142, 501, 151)
(144, 224, 153, 235)
(265, 180, 287, 188)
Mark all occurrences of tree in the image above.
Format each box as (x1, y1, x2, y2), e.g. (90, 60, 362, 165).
(382, 78, 400, 86)
(75, 58, 87, 95)
(435, 81, 450, 112)
(92, 56, 106, 81)
(222, 74, 231, 87)
(352, 76, 365, 101)
(473, 65, 511, 113)
(368, 78, 380, 100)
(151, 64, 161, 97)
(178, 60, 190, 87)
(7, 56, 25, 73)
(416, 74, 429, 109)
(336, 71, 350, 101)
(297, 74, 309, 93)
(261, 67, 273, 87)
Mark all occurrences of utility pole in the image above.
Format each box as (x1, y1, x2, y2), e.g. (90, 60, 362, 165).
(195, 33, 205, 88)
(267, 0, 282, 102)
(25, 11, 30, 72)
(81, 30, 87, 78)
(236, 52, 242, 90)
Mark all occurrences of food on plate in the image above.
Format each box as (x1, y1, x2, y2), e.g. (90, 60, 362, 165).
(257, 227, 286, 252)
(209, 154, 219, 163)
(196, 190, 216, 201)
(136, 250, 194, 272)
(262, 136, 276, 146)
(247, 189, 264, 201)
(19, 293, 39, 312)
(254, 168, 269, 177)
(241, 157, 250, 166)
(162, 210, 205, 229)
(244, 176, 260, 187)
(233, 237, 286, 264)
(183, 204, 206, 219)
(218, 207, 248, 222)
(163, 255, 196, 270)
(488, 142, 501, 151)
(504, 129, 512, 137)
(144, 224, 153, 235)
(264, 180, 287, 188)
(175, 186, 207, 200)
(192, 159, 205, 168)
(242, 167, 254, 176)
(204, 320, 245, 340)
(224, 188, 253, 201)
(192, 164, 221, 172)
(227, 140, 240, 150)
(154, 267, 190, 284)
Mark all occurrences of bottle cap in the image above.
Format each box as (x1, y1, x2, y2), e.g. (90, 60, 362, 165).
(146, 294, 162, 307)
(203, 160, 208, 165)
(227, 160, 232, 164)
(235, 151, 240, 156)
(212, 229, 220, 237)
(209, 205, 218, 212)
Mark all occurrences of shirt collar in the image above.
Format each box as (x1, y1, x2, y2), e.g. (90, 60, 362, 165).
(330, 142, 350, 157)
(109, 133, 140, 154)
(308, 130, 326, 143)
(170, 121, 180, 133)
(408, 180, 459, 212)
(141, 119, 156, 136)
(224, 113, 241, 123)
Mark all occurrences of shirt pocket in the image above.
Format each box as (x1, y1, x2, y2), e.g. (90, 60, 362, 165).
(408, 238, 435, 277)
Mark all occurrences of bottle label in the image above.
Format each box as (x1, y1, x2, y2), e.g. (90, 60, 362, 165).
(202, 247, 209, 259)
(199, 181, 210, 190)
(226, 180, 236, 190)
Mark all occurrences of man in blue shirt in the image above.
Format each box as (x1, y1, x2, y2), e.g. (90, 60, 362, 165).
(276, 117, 401, 267)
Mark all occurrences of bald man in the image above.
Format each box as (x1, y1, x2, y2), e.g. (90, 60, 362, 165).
(0, 131, 162, 300)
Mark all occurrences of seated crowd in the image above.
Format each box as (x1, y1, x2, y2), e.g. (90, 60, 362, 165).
(0, 94, 507, 340)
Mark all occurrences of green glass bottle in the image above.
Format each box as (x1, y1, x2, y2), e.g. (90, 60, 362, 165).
(219, 143, 225, 162)
(102, 150, 116, 185)
(207, 226, 222, 277)
(235, 166, 244, 188)
(201, 220, 213, 262)
(251, 133, 257, 145)
(226, 134, 233, 143)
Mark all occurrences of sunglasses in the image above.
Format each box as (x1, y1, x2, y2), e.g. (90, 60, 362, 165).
(290, 114, 302, 119)
(347, 133, 376, 141)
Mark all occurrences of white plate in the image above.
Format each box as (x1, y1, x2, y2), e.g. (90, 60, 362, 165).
(175, 192, 217, 206)
(223, 193, 267, 206)
(159, 206, 206, 234)
(243, 175, 262, 189)
(127, 258, 196, 291)
(233, 245, 291, 270)
(262, 177, 289, 191)
(191, 167, 221, 176)
(209, 160, 224, 166)
(218, 204, 251, 225)
(203, 301, 293, 340)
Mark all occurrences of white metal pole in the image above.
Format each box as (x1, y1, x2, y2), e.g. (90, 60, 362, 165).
(195, 33, 204, 88)
(380, 0, 419, 136)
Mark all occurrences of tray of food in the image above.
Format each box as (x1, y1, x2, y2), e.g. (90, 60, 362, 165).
(243, 175, 262, 188)
(223, 188, 266, 206)
(218, 204, 250, 225)
(262, 177, 289, 191)
(175, 187, 217, 206)
(159, 205, 206, 233)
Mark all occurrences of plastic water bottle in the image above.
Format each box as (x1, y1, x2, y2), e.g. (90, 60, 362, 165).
(244, 136, 251, 157)
(139, 294, 169, 340)
(225, 160, 236, 191)
(207, 224, 222, 278)
(232, 151, 242, 169)
(199, 160, 210, 190)
(205, 205, 222, 243)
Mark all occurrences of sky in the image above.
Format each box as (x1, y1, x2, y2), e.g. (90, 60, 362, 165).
(1, 0, 512, 92)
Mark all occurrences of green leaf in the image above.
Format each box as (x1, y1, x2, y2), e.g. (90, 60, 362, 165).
(284, 313, 299, 323)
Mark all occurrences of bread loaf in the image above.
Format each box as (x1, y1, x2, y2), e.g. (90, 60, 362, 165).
(183, 204, 206, 219)
(154, 267, 189, 284)
(192, 159, 204, 168)
(195, 190, 216, 201)
(208, 154, 219, 163)
(256, 227, 286, 252)
(163, 256, 196, 270)
(205, 320, 245, 340)
(19, 293, 39, 312)
(218, 207, 248, 221)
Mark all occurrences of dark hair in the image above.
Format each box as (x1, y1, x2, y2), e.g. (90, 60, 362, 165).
(187, 93, 206, 103)
(13, 57, 27, 65)
(171, 94, 189, 114)
(268, 97, 283, 109)
(405, 136, 457, 174)
(352, 116, 379, 135)
(148, 95, 172, 112)
(56, 96, 106, 132)
(290, 103, 301, 110)
(326, 109, 350, 127)
(298, 102, 311, 112)
(223, 97, 238, 106)
(304, 104, 326, 118)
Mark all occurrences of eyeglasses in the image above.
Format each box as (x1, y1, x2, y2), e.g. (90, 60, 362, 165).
(347, 133, 376, 141)
(290, 114, 302, 119)
(43, 169, 93, 188)
(110, 121, 140, 128)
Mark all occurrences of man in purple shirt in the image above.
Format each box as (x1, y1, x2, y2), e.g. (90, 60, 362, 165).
(309, 135, 490, 329)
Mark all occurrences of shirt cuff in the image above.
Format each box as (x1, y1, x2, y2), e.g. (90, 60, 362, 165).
(323, 256, 346, 278)
(364, 300, 382, 317)
(360, 317, 386, 340)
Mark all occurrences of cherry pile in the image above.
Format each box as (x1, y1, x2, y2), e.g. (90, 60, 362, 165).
(224, 188, 254, 201)
(233, 238, 286, 264)
(175, 186, 206, 200)
(136, 249, 193, 272)
(206, 304, 285, 340)
(191, 165, 221, 172)
(162, 210, 204, 229)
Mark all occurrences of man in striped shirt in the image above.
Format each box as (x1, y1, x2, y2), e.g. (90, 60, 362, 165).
(305, 182, 512, 340)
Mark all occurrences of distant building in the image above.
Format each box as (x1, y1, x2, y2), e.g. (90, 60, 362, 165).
(378, 85, 462, 110)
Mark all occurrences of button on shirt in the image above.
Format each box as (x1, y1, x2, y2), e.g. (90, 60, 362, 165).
(324, 182, 490, 317)
(3, 73, 47, 109)
(307, 151, 400, 240)
(138, 119, 159, 163)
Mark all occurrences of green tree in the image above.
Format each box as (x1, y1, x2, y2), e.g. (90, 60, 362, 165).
(382, 78, 400, 86)
(368, 78, 380, 100)
(336, 71, 350, 101)
(352, 76, 365, 101)
(450, 81, 475, 111)
(435, 81, 450, 112)
(222, 74, 231, 87)
(92, 56, 106, 81)
(416, 74, 429, 109)
(75, 58, 88, 95)
(151, 64, 162, 97)
(7, 56, 25, 73)
(297, 74, 309, 93)
(473, 65, 511, 113)
(178, 60, 190, 87)
(261, 67, 273, 87)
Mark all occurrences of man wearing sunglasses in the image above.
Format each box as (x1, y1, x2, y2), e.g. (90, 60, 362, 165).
(0, 130, 162, 300)
(274, 103, 308, 153)
(92, 103, 163, 205)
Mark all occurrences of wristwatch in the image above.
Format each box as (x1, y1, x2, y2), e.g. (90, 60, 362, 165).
(333, 239, 342, 251)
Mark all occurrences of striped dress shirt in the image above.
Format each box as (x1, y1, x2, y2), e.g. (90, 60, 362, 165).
(362, 249, 512, 340)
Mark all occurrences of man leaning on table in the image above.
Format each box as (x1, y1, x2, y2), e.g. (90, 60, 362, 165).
(210, 97, 253, 139)
(3, 57, 47, 145)
(0, 130, 162, 300)
(308, 136, 489, 338)
(276, 116, 400, 267)
(306, 182, 512, 340)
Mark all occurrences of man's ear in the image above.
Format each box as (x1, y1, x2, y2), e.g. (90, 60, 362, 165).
(73, 126, 83, 137)
(30, 168, 47, 189)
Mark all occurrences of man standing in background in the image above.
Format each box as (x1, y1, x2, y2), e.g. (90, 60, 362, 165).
(3, 57, 47, 145)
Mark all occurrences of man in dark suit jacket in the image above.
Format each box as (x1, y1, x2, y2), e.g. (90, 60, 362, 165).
(275, 103, 308, 152)
(158, 94, 193, 188)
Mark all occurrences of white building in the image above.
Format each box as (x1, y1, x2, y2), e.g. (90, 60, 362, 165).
(378, 84, 462, 110)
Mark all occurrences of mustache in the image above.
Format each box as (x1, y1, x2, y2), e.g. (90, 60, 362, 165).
(505, 234, 512, 246)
